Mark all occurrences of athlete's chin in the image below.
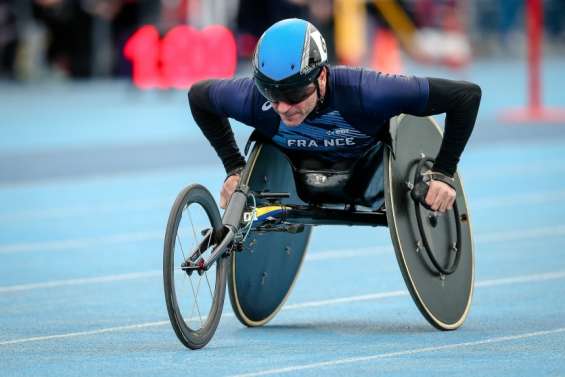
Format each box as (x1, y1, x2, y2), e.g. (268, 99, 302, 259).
(280, 114, 305, 127)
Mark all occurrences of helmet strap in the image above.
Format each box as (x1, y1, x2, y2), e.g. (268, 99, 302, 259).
(311, 68, 327, 116)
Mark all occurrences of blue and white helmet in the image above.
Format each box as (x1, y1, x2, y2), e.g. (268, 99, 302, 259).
(253, 18, 328, 104)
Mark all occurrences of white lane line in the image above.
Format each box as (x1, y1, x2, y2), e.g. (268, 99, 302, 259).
(283, 291, 409, 309)
(305, 246, 391, 261)
(463, 162, 565, 179)
(228, 327, 565, 377)
(474, 224, 565, 243)
(0, 321, 170, 346)
(2, 224, 565, 293)
(475, 270, 565, 288)
(0, 231, 163, 254)
(0, 271, 161, 293)
(1, 269, 565, 346)
(0, 199, 169, 224)
(471, 189, 565, 209)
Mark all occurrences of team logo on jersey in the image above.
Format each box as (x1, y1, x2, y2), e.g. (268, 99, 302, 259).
(262, 101, 273, 111)
(326, 128, 350, 136)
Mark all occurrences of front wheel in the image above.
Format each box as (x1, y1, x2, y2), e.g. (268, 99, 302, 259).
(163, 184, 227, 349)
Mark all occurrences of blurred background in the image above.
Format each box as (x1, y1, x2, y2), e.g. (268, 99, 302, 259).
(1, 0, 564, 82)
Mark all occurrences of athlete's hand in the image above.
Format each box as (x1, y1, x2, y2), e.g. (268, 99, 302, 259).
(425, 180, 456, 213)
(220, 174, 240, 209)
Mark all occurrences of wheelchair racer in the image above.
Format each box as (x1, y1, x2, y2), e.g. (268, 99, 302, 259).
(188, 18, 481, 213)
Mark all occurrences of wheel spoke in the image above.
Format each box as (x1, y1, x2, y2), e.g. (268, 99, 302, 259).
(204, 269, 214, 299)
(203, 229, 215, 299)
(175, 208, 189, 261)
(186, 206, 199, 250)
(176, 234, 186, 260)
(186, 273, 203, 328)
(194, 274, 204, 327)
(186, 276, 197, 324)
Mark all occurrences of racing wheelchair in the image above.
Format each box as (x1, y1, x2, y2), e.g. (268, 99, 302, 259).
(163, 115, 474, 349)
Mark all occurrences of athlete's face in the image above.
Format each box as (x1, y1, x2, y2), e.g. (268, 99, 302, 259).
(271, 68, 327, 127)
(271, 87, 317, 126)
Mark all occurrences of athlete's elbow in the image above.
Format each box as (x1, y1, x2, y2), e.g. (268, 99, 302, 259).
(467, 82, 482, 105)
(188, 80, 216, 112)
(188, 80, 209, 104)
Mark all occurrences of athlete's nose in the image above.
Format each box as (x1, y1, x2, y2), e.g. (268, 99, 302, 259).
(273, 101, 292, 113)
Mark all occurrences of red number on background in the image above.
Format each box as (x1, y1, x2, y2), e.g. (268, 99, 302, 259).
(124, 24, 237, 89)
(202, 25, 237, 79)
(123, 25, 162, 89)
(161, 25, 201, 88)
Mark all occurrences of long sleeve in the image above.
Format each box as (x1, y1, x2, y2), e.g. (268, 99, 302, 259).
(188, 80, 246, 174)
(420, 78, 482, 176)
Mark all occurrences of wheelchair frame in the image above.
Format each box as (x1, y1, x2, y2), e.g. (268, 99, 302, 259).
(163, 115, 474, 349)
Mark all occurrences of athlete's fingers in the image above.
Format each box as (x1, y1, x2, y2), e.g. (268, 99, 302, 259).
(424, 183, 440, 209)
(220, 175, 240, 209)
(226, 175, 240, 194)
(220, 187, 231, 209)
(438, 193, 449, 212)
(427, 181, 455, 212)
(432, 188, 446, 212)
(446, 190, 456, 210)
(219, 188, 227, 209)
(432, 190, 446, 212)
(220, 184, 230, 209)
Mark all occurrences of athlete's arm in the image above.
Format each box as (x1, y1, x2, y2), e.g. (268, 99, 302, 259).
(350, 70, 480, 212)
(352, 70, 481, 177)
(416, 78, 481, 212)
(188, 80, 246, 174)
(420, 78, 482, 177)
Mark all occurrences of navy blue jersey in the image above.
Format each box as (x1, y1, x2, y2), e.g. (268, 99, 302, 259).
(207, 66, 429, 162)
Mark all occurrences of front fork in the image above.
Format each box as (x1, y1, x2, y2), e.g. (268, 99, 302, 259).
(181, 185, 251, 275)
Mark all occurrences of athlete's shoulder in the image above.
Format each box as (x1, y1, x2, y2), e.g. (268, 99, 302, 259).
(329, 65, 397, 86)
(329, 65, 364, 89)
(330, 65, 426, 91)
(208, 77, 255, 104)
(328, 66, 397, 106)
(326, 66, 365, 112)
(329, 65, 428, 114)
(208, 76, 279, 135)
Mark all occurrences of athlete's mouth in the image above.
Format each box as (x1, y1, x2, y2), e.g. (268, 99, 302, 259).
(282, 111, 301, 119)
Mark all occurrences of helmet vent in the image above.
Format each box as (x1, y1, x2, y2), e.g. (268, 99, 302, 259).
(291, 64, 295, 70)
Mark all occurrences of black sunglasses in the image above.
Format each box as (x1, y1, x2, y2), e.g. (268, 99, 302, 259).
(261, 83, 317, 105)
